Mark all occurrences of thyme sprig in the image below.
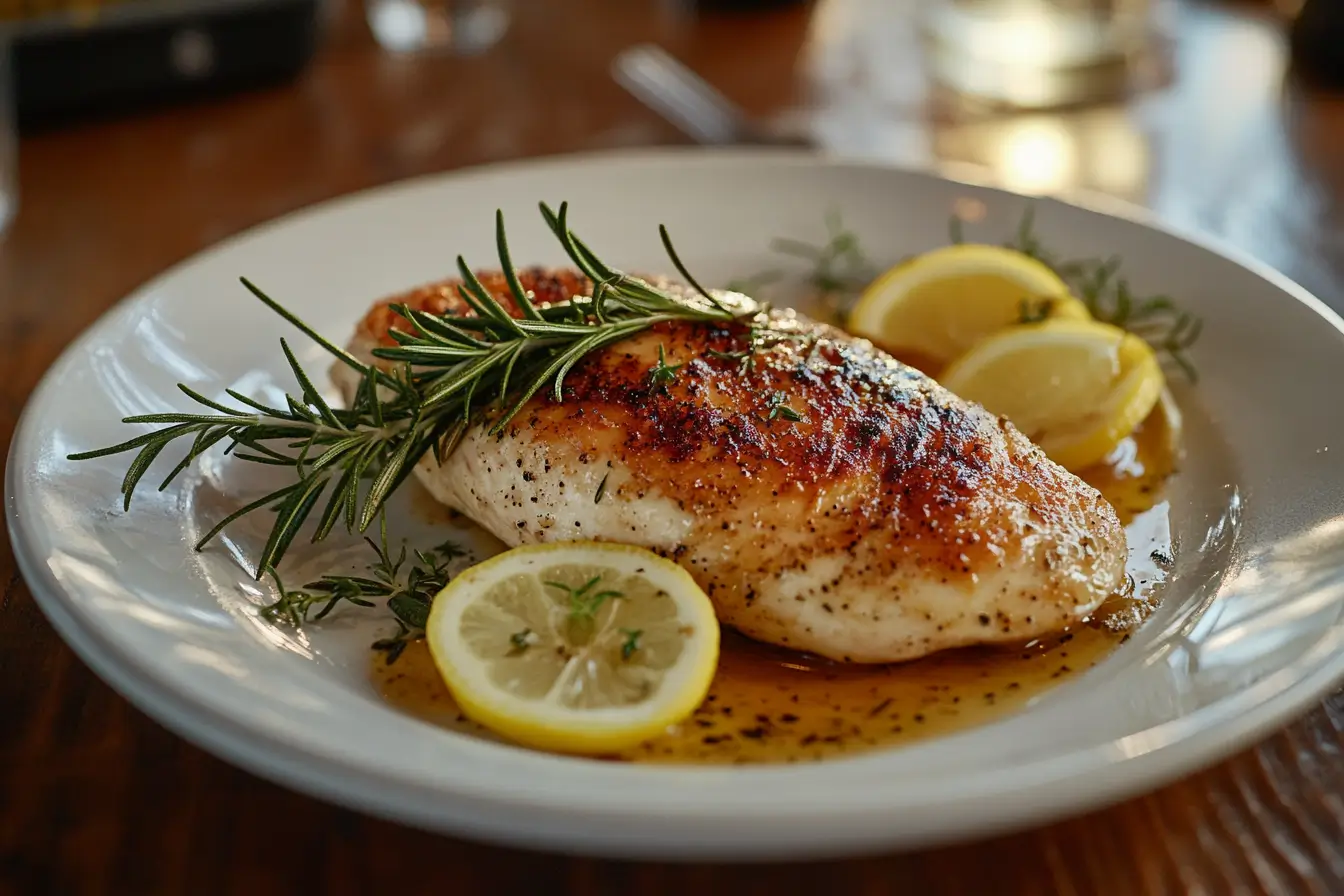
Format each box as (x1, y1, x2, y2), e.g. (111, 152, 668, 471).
(1017, 297, 1058, 325)
(998, 207, 1204, 381)
(750, 206, 1202, 380)
(264, 515, 467, 662)
(70, 204, 750, 581)
(648, 343, 683, 389)
(765, 210, 875, 321)
(547, 575, 625, 624)
(766, 391, 805, 423)
(704, 310, 816, 373)
(620, 628, 643, 661)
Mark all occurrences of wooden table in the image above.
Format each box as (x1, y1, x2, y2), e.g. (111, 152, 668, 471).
(3, 1, 1342, 892)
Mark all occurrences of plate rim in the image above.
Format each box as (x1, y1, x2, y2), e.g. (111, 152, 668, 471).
(10, 146, 1344, 858)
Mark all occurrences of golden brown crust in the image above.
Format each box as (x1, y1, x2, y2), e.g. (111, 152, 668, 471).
(357, 269, 1123, 619)
(522, 318, 1118, 598)
(356, 267, 590, 347)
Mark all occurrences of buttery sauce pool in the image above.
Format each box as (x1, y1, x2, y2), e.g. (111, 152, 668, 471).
(374, 407, 1177, 763)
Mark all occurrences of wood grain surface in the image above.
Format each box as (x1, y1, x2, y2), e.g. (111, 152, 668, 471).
(3, 0, 1343, 892)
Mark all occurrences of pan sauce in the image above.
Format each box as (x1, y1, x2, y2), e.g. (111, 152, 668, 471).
(374, 406, 1176, 763)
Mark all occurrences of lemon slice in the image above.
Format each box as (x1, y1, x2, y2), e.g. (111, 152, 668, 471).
(941, 319, 1164, 472)
(848, 244, 1091, 368)
(425, 541, 719, 754)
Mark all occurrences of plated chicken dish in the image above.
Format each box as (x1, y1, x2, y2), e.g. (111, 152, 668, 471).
(338, 269, 1125, 664)
(77, 205, 1186, 762)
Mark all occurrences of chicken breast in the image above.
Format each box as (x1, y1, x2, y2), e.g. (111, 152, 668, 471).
(335, 269, 1127, 663)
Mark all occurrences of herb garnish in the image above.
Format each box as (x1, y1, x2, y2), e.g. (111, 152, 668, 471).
(648, 343, 683, 389)
(949, 215, 966, 246)
(998, 207, 1203, 381)
(767, 210, 875, 321)
(766, 391, 805, 423)
(705, 314, 816, 373)
(263, 515, 466, 662)
(749, 206, 1202, 380)
(509, 628, 535, 653)
(594, 471, 610, 504)
(69, 204, 750, 584)
(725, 270, 783, 296)
(546, 575, 625, 624)
(620, 628, 643, 661)
(704, 347, 753, 369)
(1017, 297, 1056, 324)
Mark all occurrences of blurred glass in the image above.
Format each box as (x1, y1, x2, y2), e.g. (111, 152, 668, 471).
(0, 35, 13, 237)
(366, 0, 509, 55)
(920, 0, 1170, 109)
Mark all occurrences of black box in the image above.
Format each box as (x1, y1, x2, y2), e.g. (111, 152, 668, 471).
(7, 0, 326, 128)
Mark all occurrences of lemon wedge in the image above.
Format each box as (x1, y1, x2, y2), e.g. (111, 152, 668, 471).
(941, 319, 1164, 472)
(848, 244, 1091, 369)
(425, 541, 719, 754)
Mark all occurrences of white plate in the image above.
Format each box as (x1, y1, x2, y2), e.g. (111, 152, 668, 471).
(10, 149, 1344, 860)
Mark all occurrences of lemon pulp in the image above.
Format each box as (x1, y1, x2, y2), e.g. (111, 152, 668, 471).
(848, 243, 1091, 368)
(425, 542, 719, 754)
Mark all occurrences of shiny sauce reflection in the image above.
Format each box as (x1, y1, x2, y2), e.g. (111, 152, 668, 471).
(374, 407, 1177, 763)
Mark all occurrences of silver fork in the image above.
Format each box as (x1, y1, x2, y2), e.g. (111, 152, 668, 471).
(611, 43, 812, 146)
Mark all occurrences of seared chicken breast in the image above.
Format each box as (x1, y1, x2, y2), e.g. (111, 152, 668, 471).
(335, 269, 1127, 663)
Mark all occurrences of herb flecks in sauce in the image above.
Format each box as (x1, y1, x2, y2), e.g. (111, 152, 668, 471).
(375, 409, 1176, 764)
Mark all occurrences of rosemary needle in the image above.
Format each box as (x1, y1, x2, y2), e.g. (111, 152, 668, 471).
(70, 203, 752, 580)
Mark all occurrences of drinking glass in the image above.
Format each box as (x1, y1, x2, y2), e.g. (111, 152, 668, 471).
(920, 0, 1168, 109)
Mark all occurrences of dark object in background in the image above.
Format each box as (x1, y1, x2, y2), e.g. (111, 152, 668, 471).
(1290, 0, 1344, 89)
(11, 0, 323, 130)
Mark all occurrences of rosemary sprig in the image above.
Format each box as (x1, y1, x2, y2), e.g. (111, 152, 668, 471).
(70, 204, 749, 581)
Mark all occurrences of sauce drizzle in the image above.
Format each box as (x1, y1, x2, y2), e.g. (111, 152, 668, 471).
(375, 406, 1177, 764)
